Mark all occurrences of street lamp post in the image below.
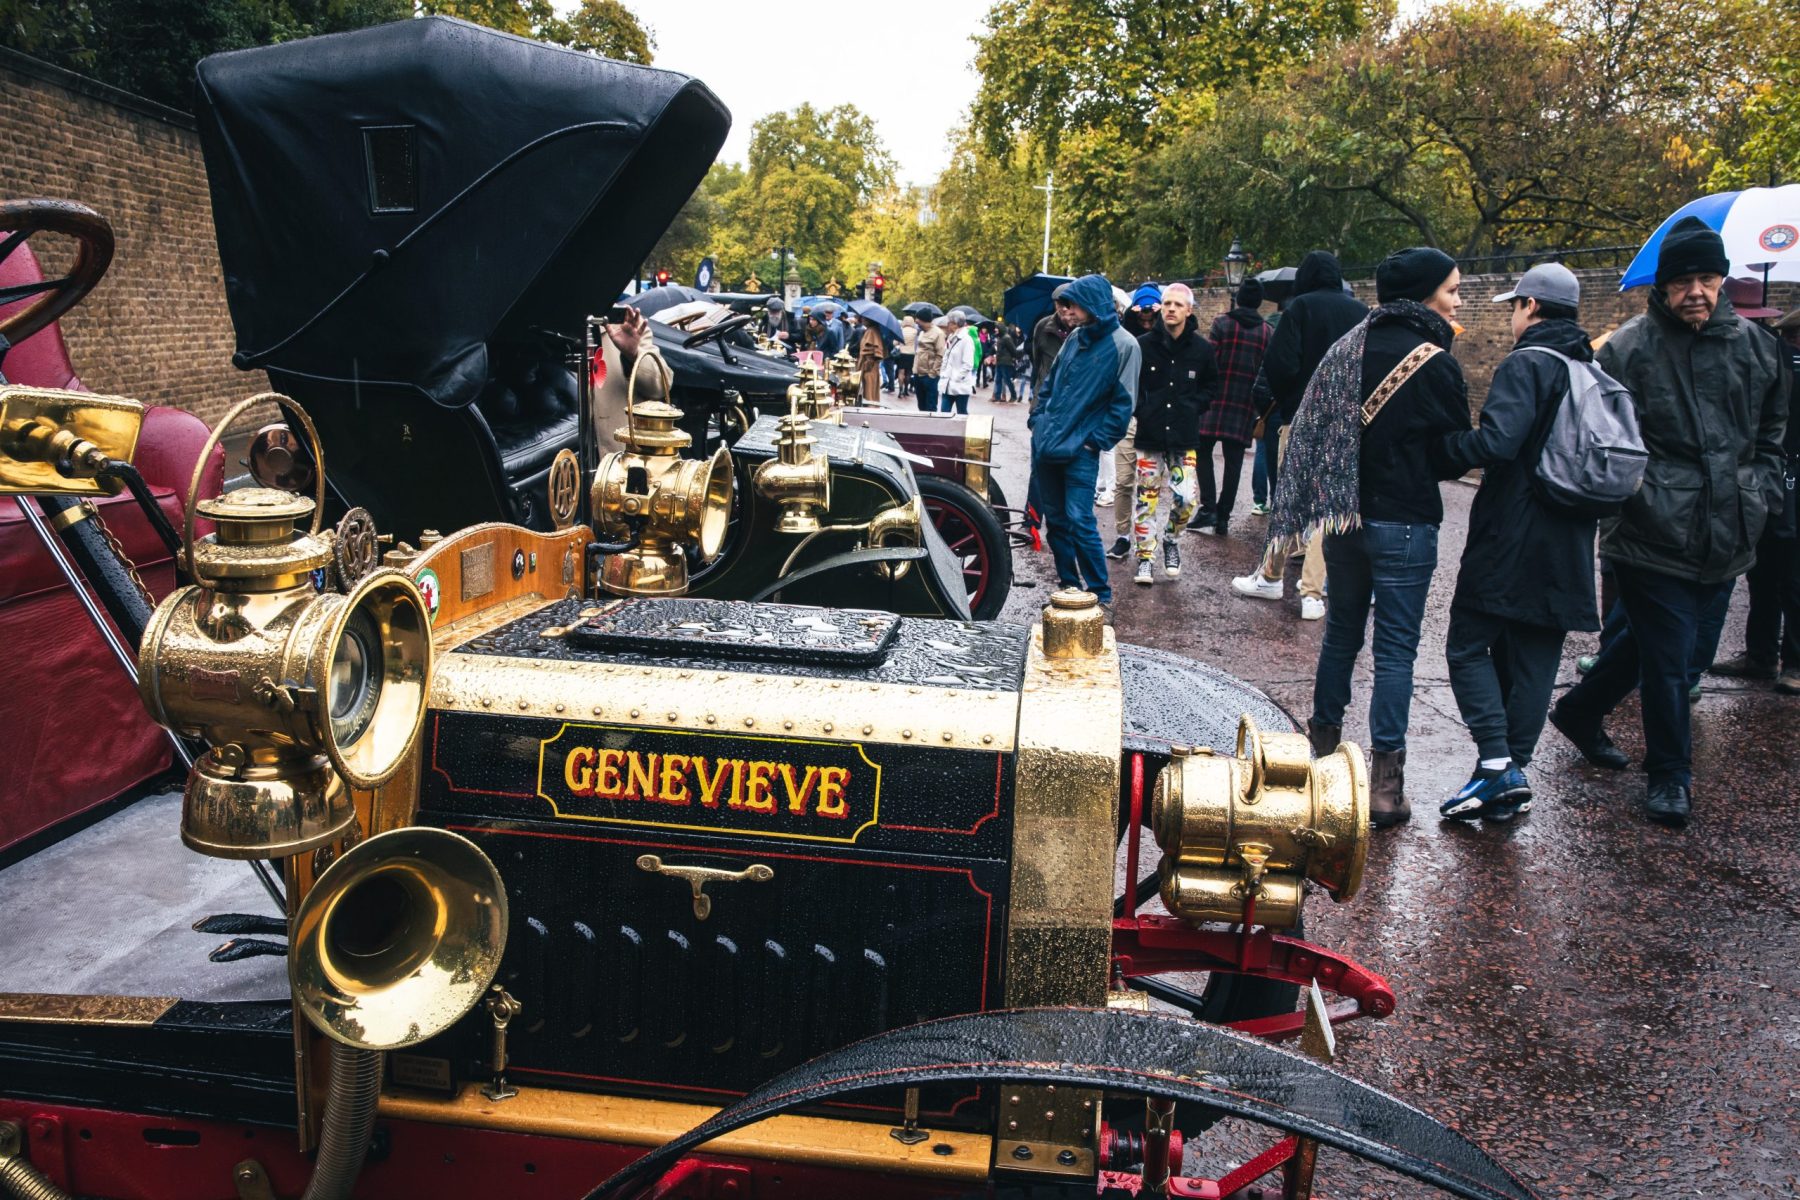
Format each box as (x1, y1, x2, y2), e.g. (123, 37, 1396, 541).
(1034, 172, 1055, 275)
(1223, 239, 1250, 289)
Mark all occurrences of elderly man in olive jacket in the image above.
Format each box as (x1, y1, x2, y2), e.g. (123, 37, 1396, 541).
(1551, 217, 1790, 827)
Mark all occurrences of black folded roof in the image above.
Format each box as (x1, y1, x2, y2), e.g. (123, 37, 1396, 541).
(196, 17, 729, 407)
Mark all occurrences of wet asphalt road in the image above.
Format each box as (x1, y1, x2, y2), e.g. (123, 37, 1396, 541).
(961, 383, 1800, 1199)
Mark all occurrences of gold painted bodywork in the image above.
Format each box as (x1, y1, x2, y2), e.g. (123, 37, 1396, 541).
(378, 1085, 992, 1182)
(962, 414, 993, 497)
(0, 994, 177, 1026)
(0, 385, 143, 496)
(997, 600, 1123, 1178)
(429, 641, 1019, 753)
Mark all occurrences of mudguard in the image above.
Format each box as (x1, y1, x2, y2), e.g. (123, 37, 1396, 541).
(585, 1007, 1537, 1200)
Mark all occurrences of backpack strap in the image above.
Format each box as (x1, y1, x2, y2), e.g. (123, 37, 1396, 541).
(1362, 342, 1443, 426)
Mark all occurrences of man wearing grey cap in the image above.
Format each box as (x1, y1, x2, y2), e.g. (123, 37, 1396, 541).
(1435, 263, 1599, 823)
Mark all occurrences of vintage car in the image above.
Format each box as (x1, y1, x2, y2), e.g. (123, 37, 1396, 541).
(0, 19, 1537, 1200)
(187, 25, 1011, 621)
(621, 288, 1017, 619)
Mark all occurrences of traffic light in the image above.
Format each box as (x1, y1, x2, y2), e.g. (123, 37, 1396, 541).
(872, 273, 886, 302)
(654, 269, 671, 287)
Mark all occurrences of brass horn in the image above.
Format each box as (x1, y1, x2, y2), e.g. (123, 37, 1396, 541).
(290, 827, 509, 1050)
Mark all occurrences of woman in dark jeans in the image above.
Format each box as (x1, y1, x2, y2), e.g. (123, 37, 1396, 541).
(1290, 248, 1473, 828)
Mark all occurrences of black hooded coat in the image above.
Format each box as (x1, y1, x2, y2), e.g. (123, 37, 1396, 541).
(1263, 252, 1369, 423)
(1439, 318, 1601, 631)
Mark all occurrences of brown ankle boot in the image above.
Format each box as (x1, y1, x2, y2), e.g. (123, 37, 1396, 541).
(1369, 749, 1410, 828)
(1306, 719, 1342, 758)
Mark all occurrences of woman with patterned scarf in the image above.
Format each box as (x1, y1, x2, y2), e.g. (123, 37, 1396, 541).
(1264, 248, 1473, 828)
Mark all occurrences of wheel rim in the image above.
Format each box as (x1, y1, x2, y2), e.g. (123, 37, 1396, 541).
(924, 494, 990, 610)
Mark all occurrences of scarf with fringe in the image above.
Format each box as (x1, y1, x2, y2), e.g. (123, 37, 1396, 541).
(1262, 300, 1448, 568)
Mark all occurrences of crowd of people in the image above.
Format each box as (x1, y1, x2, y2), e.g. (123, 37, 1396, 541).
(1012, 221, 1793, 835)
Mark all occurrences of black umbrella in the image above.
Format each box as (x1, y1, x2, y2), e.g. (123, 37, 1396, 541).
(1252, 266, 1298, 304)
(901, 301, 942, 319)
(948, 304, 992, 326)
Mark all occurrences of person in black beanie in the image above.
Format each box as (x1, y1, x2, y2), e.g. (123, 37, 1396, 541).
(1551, 215, 1790, 828)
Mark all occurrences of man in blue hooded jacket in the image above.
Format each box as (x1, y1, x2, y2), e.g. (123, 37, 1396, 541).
(1029, 274, 1140, 608)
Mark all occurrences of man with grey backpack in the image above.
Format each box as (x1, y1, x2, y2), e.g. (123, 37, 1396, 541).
(1436, 263, 1634, 822)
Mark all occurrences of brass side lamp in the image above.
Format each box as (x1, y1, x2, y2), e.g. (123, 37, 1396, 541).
(826, 347, 860, 400)
(753, 399, 831, 535)
(1150, 715, 1368, 929)
(591, 349, 734, 596)
(788, 360, 839, 423)
(137, 394, 432, 860)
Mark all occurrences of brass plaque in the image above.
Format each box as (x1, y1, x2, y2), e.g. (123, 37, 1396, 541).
(461, 541, 495, 601)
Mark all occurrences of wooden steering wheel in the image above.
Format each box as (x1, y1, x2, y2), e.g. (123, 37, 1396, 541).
(0, 199, 115, 346)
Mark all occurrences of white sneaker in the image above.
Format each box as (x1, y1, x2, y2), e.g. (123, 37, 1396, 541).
(1232, 572, 1283, 601)
(1301, 596, 1326, 621)
(1094, 489, 1115, 507)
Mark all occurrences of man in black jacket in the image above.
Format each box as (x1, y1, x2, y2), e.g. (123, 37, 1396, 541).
(1550, 217, 1790, 827)
(1130, 283, 1218, 585)
(1436, 264, 1598, 823)
(1236, 251, 1367, 617)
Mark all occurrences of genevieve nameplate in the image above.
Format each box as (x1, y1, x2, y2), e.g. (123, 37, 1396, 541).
(536, 722, 881, 843)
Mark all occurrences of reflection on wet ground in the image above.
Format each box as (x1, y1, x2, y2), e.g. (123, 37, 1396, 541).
(979, 386, 1800, 1199)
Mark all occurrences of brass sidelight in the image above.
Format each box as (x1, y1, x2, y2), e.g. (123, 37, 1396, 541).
(787, 360, 839, 422)
(826, 347, 860, 401)
(137, 394, 433, 859)
(1149, 716, 1368, 930)
(0, 384, 145, 497)
(753, 398, 831, 535)
(590, 351, 734, 597)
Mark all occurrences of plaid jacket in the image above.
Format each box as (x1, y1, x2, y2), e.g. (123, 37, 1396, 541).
(1198, 308, 1272, 445)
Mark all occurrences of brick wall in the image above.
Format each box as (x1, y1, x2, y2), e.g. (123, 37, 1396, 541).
(1, 48, 258, 426)
(1191, 269, 1797, 420)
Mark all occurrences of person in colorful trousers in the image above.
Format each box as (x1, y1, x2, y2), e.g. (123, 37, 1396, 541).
(1129, 283, 1218, 584)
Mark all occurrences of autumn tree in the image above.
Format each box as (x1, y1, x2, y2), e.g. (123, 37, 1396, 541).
(722, 104, 896, 283)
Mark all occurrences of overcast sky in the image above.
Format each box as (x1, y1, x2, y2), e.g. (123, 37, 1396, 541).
(639, 1, 984, 188)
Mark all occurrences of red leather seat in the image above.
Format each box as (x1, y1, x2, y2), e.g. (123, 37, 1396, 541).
(2, 242, 222, 851)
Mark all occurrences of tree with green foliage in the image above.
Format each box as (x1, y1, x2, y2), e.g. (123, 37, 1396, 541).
(0, 0, 654, 110)
(0, 0, 408, 109)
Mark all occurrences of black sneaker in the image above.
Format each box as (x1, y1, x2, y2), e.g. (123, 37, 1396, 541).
(1106, 536, 1131, 560)
(1163, 541, 1182, 578)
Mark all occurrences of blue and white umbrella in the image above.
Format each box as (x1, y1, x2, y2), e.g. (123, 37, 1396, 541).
(1620, 184, 1800, 290)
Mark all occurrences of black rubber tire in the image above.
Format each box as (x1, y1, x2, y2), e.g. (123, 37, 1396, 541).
(918, 474, 1013, 620)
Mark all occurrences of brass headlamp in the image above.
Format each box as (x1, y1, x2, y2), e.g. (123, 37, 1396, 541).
(591, 350, 733, 596)
(753, 401, 831, 535)
(137, 394, 432, 859)
(1150, 715, 1368, 929)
